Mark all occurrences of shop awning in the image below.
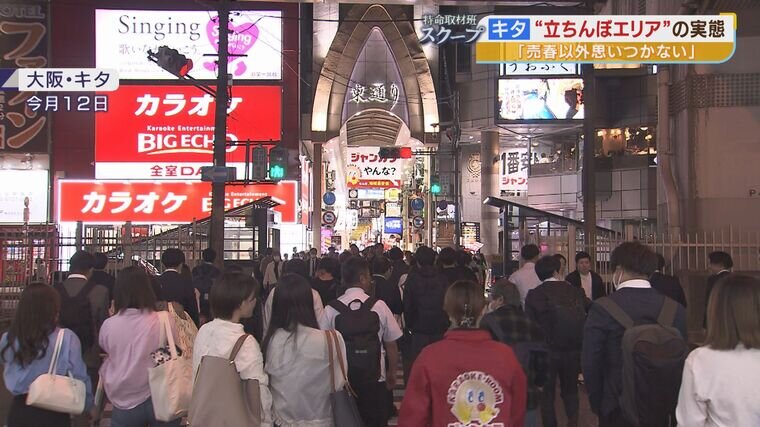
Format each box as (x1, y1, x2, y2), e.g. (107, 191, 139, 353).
(483, 196, 616, 234)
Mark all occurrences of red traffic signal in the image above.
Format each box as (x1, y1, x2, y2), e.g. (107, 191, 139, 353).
(379, 147, 413, 159)
(153, 46, 193, 77)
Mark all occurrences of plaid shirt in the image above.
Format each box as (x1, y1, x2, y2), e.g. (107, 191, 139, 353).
(481, 305, 547, 410)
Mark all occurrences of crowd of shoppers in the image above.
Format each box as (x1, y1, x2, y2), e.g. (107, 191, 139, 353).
(2, 241, 759, 427)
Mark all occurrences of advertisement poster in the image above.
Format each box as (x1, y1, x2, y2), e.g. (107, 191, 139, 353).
(0, 170, 48, 223)
(95, 85, 281, 180)
(345, 146, 410, 188)
(95, 9, 282, 80)
(0, 1, 49, 153)
(500, 148, 529, 193)
(497, 78, 584, 120)
(58, 180, 297, 224)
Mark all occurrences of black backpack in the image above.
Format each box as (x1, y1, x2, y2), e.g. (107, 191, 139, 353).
(55, 281, 97, 351)
(597, 297, 688, 427)
(542, 284, 586, 351)
(329, 297, 381, 386)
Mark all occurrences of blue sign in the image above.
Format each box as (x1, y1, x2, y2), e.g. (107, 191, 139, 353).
(488, 18, 530, 40)
(384, 217, 403, 235)
(410, 198, 425, 211)
(323, 192, 336, 206)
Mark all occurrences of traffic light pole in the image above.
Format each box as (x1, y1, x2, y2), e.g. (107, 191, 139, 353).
(210, 1, 230, 268)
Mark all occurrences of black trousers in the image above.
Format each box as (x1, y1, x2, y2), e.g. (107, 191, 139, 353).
(600, 408, 636, 427)
(541, 351, 580, 427)
(404, 332, 444, 381)
(354, 380, 390, 427)
(8, 395, 71, 427)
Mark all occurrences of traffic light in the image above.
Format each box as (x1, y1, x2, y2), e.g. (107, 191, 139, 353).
(251, 146, 267, 180)
(268, 146, 288, 181)
(430, 175, 442, 195)
(379, 147, 413, 159)
(152, 46, 193, 77)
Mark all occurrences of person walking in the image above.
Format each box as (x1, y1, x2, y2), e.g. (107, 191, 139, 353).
(583, 242, 688, 427)
(676, 274, 760, 427)
(371, 256, 403, 317)
(439, 247, 478, 285)
(158, 248, 199, 326)
(704, 251, 732, 327)
(526, 256, 587, 427)
(1, 283, 94, 427)
(263, 274, 347, 426)
(99, 267, 182, 426)
(403, 246, 451, 372)
(319, 256, 402, 427)
(191, 248, 221, 324)
(481, 279, 547, 427)
(192, 271, 272, 426)
(91, 252, 115, 300)
(509, 244, 542, 307)
(650, 253, 687, 307)
(399, 280, 527, 426)
(565, 251, 606, 302)
(58, 251, 109, 355)
(311, 257, 340, 306)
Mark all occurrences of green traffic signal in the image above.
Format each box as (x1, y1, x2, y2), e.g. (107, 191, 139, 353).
(270, 164, 285, 180)
(430, 182, 442, 194)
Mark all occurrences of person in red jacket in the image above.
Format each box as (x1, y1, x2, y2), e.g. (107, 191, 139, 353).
(399, 280, 527, 427)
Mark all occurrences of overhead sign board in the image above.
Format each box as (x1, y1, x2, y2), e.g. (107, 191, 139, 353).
(0, 170, 49, 223)
(57, 180, 297, 224)
(95, 85, 281, 180)
(95, 9, 282, 80)
(345, 146, 409, 188)
(383, 217, 403, 235)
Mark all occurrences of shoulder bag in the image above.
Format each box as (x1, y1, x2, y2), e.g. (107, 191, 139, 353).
(326, 330, 365, 427)
(188, 334, 262, 427)
(26, 329, 86, 414)
(167, 302, 198, 359)
(148, 311, 193, 421)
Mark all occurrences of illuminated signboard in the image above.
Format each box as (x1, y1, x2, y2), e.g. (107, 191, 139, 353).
(500, 148, 529, 193)
(384, 217, 403, 235)
(497, 78, 584, 121)
(0, 170, 48, 223)
(57, 180, 297, 224)
(95, 85, 281, 180)
(95, 9, 282, 80)
(345, 146, 410, 188)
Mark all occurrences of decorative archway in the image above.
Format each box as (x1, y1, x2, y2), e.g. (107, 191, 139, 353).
(311, 4, 438, 143)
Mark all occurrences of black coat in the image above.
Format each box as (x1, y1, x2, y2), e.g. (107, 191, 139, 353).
(158, 271, 199, 326)
(649, 272, 687, 307)
(372, 275, 403, 315)
(582, 287, 687, 417)
(565, 270, 606, 300)
(403, 266, 450, 335)
(441, 265, 478, 286)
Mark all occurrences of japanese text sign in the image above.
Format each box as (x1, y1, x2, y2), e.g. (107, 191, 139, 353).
(500, 148, 529, 192)
(95, 85, 281, 180)
(0, 1, 49, 153)
(345, 146, 410, 189)
(16, 68, 119, 91)
(477, 14, 736, 64)
(57, 180, 297, 224)
(0, 169, 48, 223)
(96, 9, 282, 80)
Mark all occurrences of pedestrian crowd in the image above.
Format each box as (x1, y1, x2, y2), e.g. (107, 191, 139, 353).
(1, 241, 758, 427)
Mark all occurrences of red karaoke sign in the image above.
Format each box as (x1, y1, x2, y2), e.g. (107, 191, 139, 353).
(57, 180, 297, 224)
(95, 85, 281, 179)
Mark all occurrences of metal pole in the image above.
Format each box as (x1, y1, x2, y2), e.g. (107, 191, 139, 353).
(582, 64, 596, 260)
(209, 1, 230, 269)
(312, 143, 323, 253)
(453, 92, 462, 248)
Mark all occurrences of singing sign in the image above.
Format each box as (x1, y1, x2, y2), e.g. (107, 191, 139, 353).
(345, 146, 409, 188)
(95, 9, 282, 80)
(57, 180, 297, 224)
(95, 85, 281, 180)
(477, 14, 736, 64)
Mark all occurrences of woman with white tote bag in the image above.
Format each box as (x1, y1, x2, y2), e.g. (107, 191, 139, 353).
(99, 267, 182, 427)
(0, 283, 93, 427)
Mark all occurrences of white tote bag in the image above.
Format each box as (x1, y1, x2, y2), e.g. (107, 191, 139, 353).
(26, 329, 86, 414)
(148, 311, 193, 422)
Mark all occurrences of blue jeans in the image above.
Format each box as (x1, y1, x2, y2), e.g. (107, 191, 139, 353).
(524, 408, 539, 427)
(110, 398, 182, 427)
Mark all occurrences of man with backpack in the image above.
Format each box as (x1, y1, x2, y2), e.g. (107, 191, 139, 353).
(320, 256, 402, 427)
(583, 241, 688, 427)
(526, 255, 587, 427)
(192, 248, 221, 324)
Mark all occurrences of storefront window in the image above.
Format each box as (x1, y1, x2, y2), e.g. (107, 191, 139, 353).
(595, 126, 656, 157)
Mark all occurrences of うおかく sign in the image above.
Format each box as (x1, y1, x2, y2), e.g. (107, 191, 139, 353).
(95, 85, 281, 180)
(57, 180, 297, 224)
(95, 9, 282, 80)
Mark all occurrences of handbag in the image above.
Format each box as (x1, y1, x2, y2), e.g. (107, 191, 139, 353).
(26, 329, 86, 414)
(326, 330, 365, 427)
(188, 334, 262, 427)
(167, 302, 197, 359)
(148, 311, 193, 422)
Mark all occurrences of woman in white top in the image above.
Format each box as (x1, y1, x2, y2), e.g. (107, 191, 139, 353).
(676, 274, 760, 427)
(263, 274, 347, 427)
(192, 272, 273, 426)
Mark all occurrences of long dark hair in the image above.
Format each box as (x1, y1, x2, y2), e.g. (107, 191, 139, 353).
(262, 273, 318, 353)
(113, 266, 157, 313)
(2, 283, 60, 367)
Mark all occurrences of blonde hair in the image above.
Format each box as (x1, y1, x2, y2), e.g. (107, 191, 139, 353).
(444, 280, 485, 328)
(705, 274, 760, 350)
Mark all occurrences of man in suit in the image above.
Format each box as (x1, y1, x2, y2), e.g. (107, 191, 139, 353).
(90, 252, 115, 301)
(582, 242, 687, 427)
(439, 247, 478, 286)
(566, 251, 606, 301)
(307, 247, 319, 278)
(61, 251, 110, 348)
(387, 247, 408, 289)
(158, 248, 199, 326)
(650, 253, 687, 307)
(704, 251, 733, 327)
